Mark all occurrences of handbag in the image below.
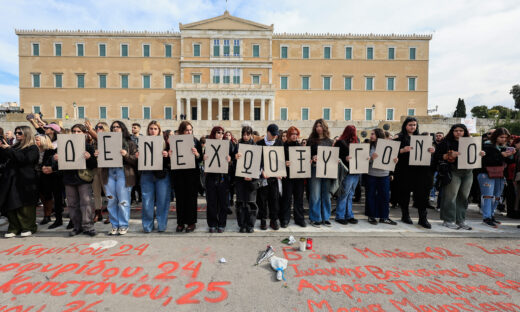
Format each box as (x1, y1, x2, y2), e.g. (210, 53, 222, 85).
(486, 166, 505, 179)
(77, 169, 94, 183)
(437, 161, 452, 187)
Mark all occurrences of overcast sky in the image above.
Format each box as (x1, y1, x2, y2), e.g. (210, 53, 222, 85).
(1, 0, 519, 115)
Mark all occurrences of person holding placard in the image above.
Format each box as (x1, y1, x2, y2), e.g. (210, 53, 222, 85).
(203, 126, 234, 233)
(0, 126, 39, 238)
(365, 129, 398, 225)
(393, 117, 434, 228)
(56, 124, 98, 236)
(256, 124, 283, 230)
(172, 121, 202, 233)
(478, 128, 516, 227)
(434, 124, 484, 230)
(281, 126, 307, 228)
(234, 126, 260, 233)
(139, 121, 171, 233)
(307, 119, 334, 228)
(334, 125, 360, 225)
(35, 134, 56, 226)
(100, 121, 137, 236)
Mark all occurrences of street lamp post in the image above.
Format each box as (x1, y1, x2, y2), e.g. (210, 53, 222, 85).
(73, 102, 77, 120)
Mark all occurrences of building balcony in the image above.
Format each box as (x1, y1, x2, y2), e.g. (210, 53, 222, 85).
(175, 83, 274, 91)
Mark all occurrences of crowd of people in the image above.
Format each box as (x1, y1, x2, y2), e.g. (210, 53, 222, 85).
(1, 115, 519, 238)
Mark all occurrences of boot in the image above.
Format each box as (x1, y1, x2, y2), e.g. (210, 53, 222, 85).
(418, 209, 431, 229)
(48, 216, 63, 229)
(400, 207, 413, 224)
(40, 216, 51, 225)
(93, 209, 103, 222)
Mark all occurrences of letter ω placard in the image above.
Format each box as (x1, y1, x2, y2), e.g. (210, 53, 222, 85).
(57, 134, 86, 170)
(205, 139, 229, 174)
(372, 139, 400, 171)
(262, 146, 286, 177)
(169, 134, 196, 170)
(138, 136, 164, 170)
(97, 132, 123, 168)
(349, 143, 370, 174)
(316, 146, 339, 179)
(235, 144, 262, 179)
(288, 146, 311, 178)
(409, 135, 432, 166)
(458, 137, 482, 169)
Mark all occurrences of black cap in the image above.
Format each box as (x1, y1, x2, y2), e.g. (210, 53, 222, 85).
(267, 124, 279, 136)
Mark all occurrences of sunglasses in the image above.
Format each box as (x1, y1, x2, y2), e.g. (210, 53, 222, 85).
(96, 125, 104, 130)
(15, 131, 23, 135)
(216, 131, 224, 134)
(111, 125, 121, 129)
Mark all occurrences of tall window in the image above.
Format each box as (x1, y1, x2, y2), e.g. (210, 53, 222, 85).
(77, 43, 84, 56)
(365, 77, 374, 91)
(99, 74, 107, 88)
(280, 76, 288, 90)
(301, 108, 309, 121)
(143, 44, 150, 57)
(121, 44, 128, 57)
(281, 46, 288, 59)
(55, 106, 63, 119)
(223, 40, 230, 56)
(55, 74, 62, 88)
(143, 75, 150, 88)
(388, 47, 395, 60)
(386, 108, 394, 121)
(143, 107, 151, 119)
(193, 44, 200, 57)
(408, 108, 416, 116)
(78, 107, 85, 119)
(77, 74, 85, 88)
(165, 44, 172, 57)
(213, 69, 220, 83)
(324, 46, 331, 59)
(165, 107, 172, 119)
(366, 47, 373, 60)
(233, 40, 240, 56)
(121, 107, 129, 119)
(323, 77, 331, 90)
(344, 108, 352, 121)
(54, 43, 61, 56)
(193, 74, 201, 84)
(280, 108, 288, 121)
(213, 40, 220, 57)
(302, 76, 310, 90)
(345, 46, 352, 59)
(252, 44, 260, 57)
(344, 77, 352, 90)
(408, 77, 416, 91)
(233, 68, 240, 84)
(387, 77, 395, 91)
(100, 107, 107, 119)
(121, 75, 129, 88)
(99, 44, 106, 57)
(164, 75, 172, 88)
(32, 74, 40, 88)
(323, 108, 330, 120)
(223, 69, 230, 84)
(365, 108, 373, 121)
(302, 46, 309, 59)
(409, 47, 416, 60)
(32, 43, 39, 56)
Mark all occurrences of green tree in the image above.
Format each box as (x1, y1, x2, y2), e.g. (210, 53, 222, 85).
(510, 84, 520, 110)
(470, 105, 488, 118)
(490, 105, 515, 119)
(453, 98, 467, 117)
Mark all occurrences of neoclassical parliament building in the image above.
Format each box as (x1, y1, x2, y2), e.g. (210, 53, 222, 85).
(17, 11, 431, 122)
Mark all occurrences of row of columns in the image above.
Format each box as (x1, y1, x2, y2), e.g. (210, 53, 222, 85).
(176, 97, 275, 121)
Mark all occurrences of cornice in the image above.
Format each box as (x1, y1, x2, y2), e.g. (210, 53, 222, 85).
(15, 29, 181, 37)
(273, 33, 432, 40)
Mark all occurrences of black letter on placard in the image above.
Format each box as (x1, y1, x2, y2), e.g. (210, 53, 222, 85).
(65, 140, 75, 162)
(382, 146, 392, 165)
(102, 136, 113, 161)
(268, 150, 278, 173)
(467, 143, 477, 165)
(175, 140, 186, 166)
(297, 149, 305, 173)
(354, 147, 362, 170)
(144, 141, 153, 166)
(208, 143, 221, 168)
(242, 150, 253, 174)
(322, 150, 332, 176)
(414, 139, 424, 162)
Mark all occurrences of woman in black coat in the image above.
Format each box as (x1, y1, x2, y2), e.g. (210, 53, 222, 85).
(0, 126, 39, 238)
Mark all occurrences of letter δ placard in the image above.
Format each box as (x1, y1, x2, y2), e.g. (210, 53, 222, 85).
(409, 135, 432, 166)
(316, 146, 339, 179)
(289, 146, 311, 178)
(138, 136, 164, 171)
(262, 146, 286, 177)
(97, 132, 123, 168)
(205, 139, 229, 174)
(349, 143, 370, 174)
(235, 144, 262, 179)
(372, 139, 400, 171)
(458, 137, 482, 169)
(57, 134, 86, 170)
(169, 134, 195, 170)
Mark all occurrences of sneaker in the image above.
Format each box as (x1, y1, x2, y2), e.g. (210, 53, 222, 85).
(118, 227, 128, 235)
(380, 218, 397, 225)
(347, 218, 358, 224)
(4, 232, 16, 238)
(457, 222, 472, 231)
(442, 221, 459, 229)
(108, 228, 118, 235)
(368, 217, 378, 225)
(260, 219, 267, 230)
(217, 227, 225, 233)
(208, 227, 216, 233)
(483, 218, 497, 228)
(491, 217, 501, 225)
(247, 227, 254, 233)
(310, 221, 321, 228)
(20, 231, 32, 237)
(239, 227, 246, 233)
(335, 219, 348, 225)
(322, 221, 332, 227)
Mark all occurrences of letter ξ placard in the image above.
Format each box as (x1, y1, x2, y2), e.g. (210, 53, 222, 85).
(458, 137, 482, 169)
(316, 146, 339, 179)
(138, 136, 164, 170)
(235, 144, 262, 179)
(97, 132, 123, 168)
(169, 134, 196, 170)
(262, 146, 286, 177)
(57, 134, 86, 170)
(409, 135, 432, 166)
(205, 139, 229, 174)
(288, 146, 311, 178)
(349, 143, 370, 174)
(372, 139, 400, 171)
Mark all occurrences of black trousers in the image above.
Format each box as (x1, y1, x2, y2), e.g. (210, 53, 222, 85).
(205, 175, 229, 228)
(256, 179, 280, 221)
(52, 174, 64, 218)
(236, 201, 258, 229)
(395, 167, 433, 220)
(280, 178, 304, 224)
(173, 171, 199, 225)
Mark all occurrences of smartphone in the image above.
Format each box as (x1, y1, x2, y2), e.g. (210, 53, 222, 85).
(26, 113, 35, 121)
(506, 147, 515, 153)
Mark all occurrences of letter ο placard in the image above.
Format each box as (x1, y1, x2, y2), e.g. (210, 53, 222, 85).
(372, 139, 400, 171)
(458, 137, 482, 169)
(262, 146, 286, 177)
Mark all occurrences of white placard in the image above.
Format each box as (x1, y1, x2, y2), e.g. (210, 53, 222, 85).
(97, 132, 123, 168)
(262, 146, 286, 177)
(138, 136, 164, 171)
(289, 146, 311, 178)
(372, 139, 401, 171)
(458, 137, 482, 169)
(461, 118, 477, 134)
(349, 143, 370, 174)
(205, 139, 229, 174)
(316, 146, 339, 179)
(170, 134, 196, 170)
(57, 134, 86, 170)
(409, 135, 433, 166)
(235, 144, 262, 179)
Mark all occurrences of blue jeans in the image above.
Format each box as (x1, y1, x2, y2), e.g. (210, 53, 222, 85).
(430, 172, 438, 198)
(336, 174, 360, 220)
(105, 168, 132, 228)
(309, 167, 331, 222)
(477, 173, 505, 220)
(365, 175, 390, 219)
(141, 172, 171, 232)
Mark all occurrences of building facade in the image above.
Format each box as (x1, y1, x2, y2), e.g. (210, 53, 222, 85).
(17, 11, 431, 121)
